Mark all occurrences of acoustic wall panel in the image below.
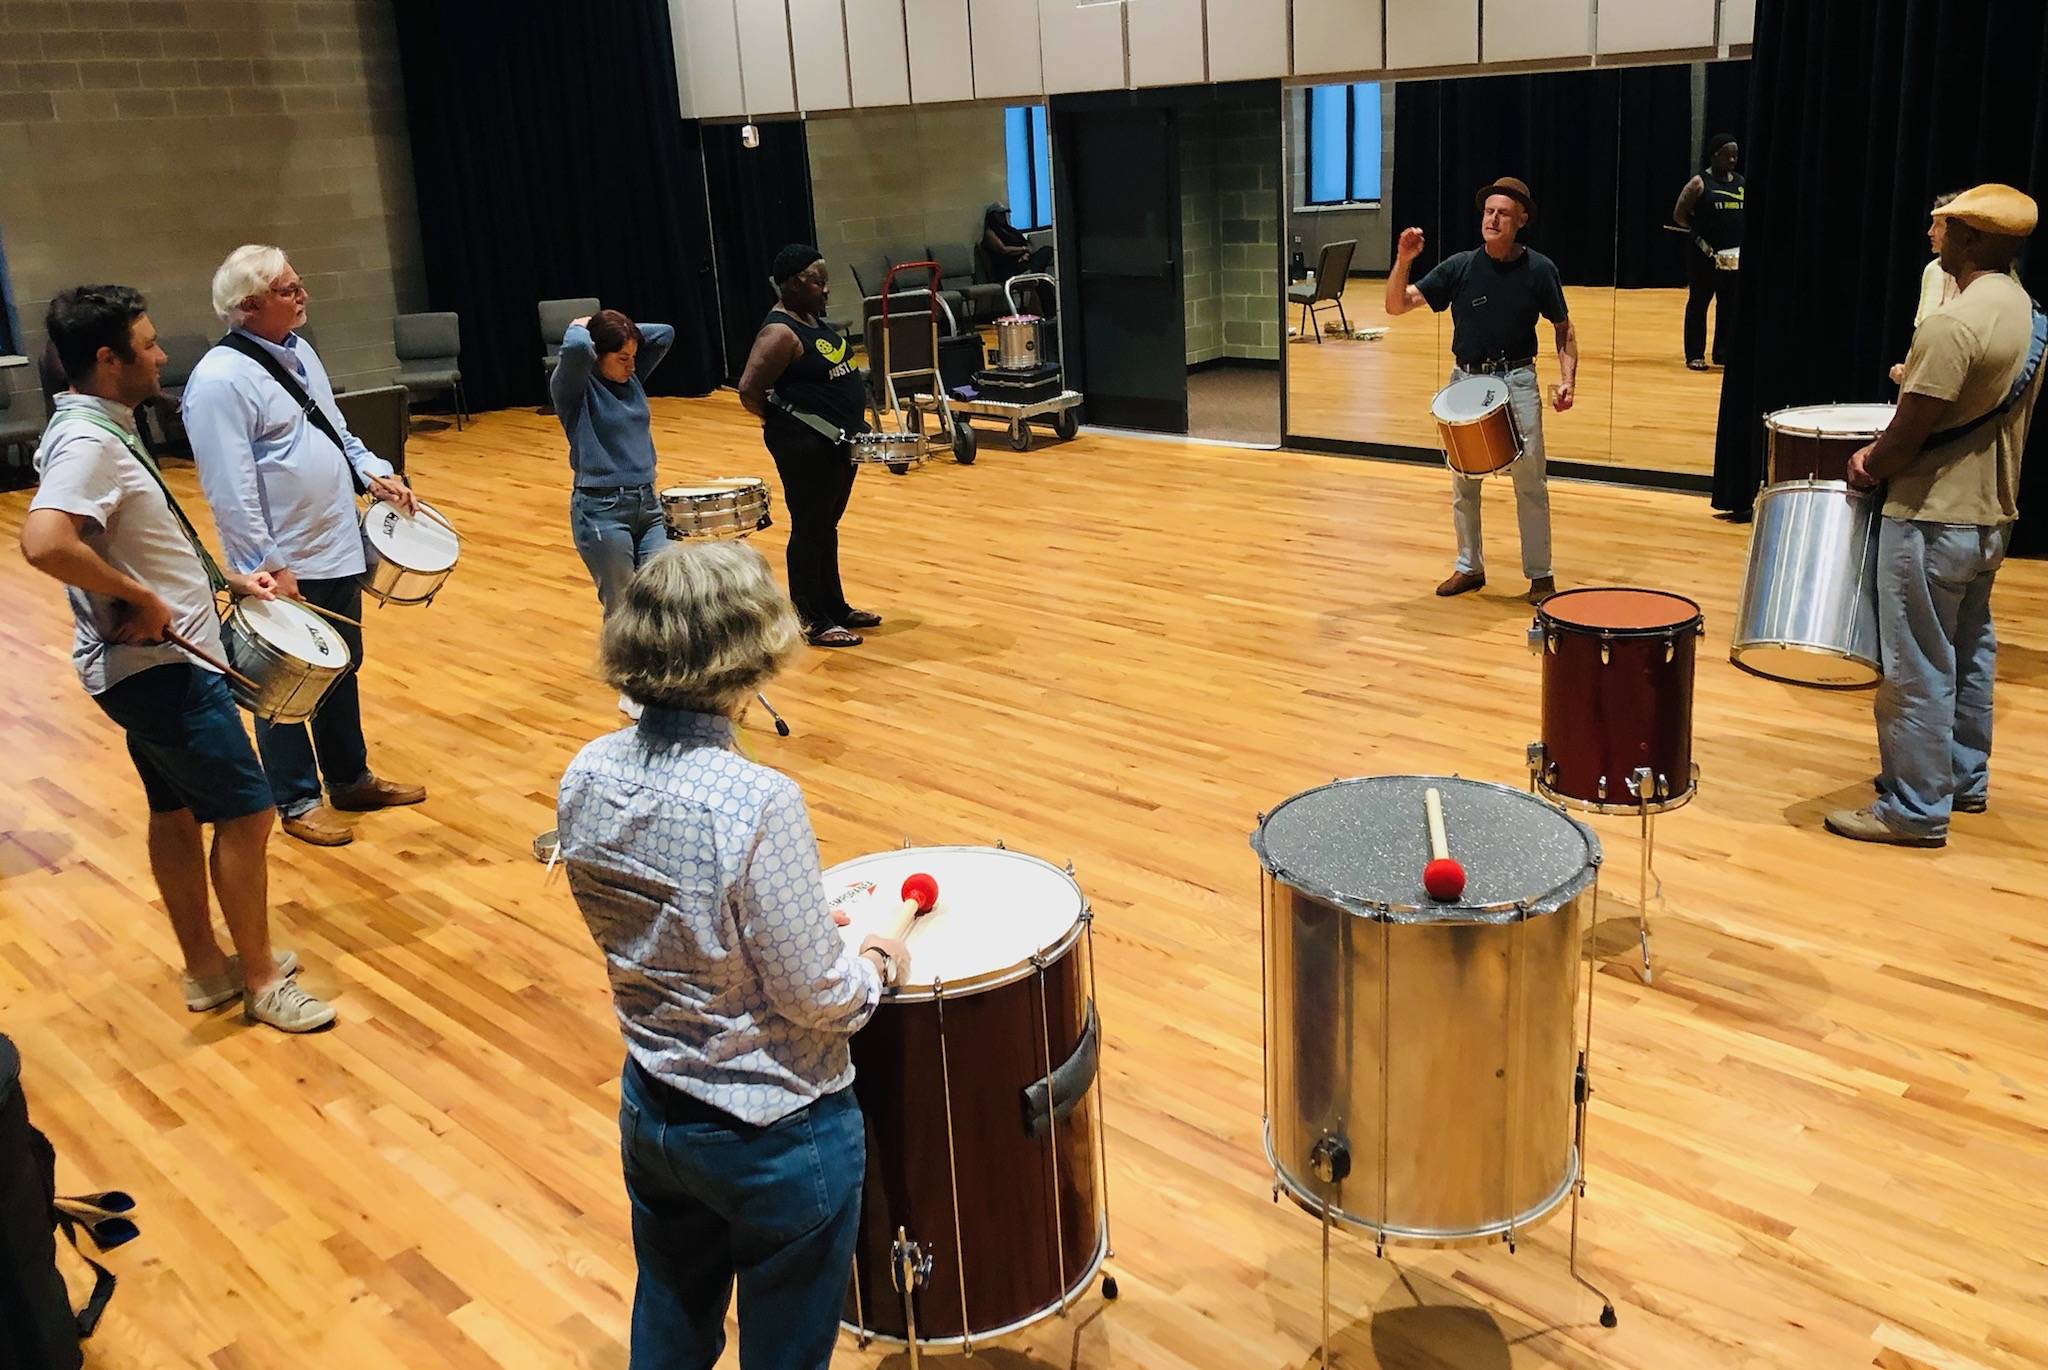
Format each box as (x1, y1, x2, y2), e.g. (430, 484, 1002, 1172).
(736, 0, 797, 113)
(1483, 0, 1590, 62)
(1126, 0, 1206, 88)
(1036, 0, 1126, 95)
(673, 0, 744, 118)
(1207, 0, 1289, 82)
(1383, 0, 1477, 70)
(1597, 0, 1716, 54)
(790, 0, 852, 111)
(1292, 0, 1384, 77)
(846, 0, 912, 107)
(906, 0, 976, 103)
(969, 0, 1044, 99)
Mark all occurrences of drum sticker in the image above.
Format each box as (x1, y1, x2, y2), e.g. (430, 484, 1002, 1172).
(379, 508, 399, 535)
(828, 880, 877, 915)
(307, 622, 332, 656)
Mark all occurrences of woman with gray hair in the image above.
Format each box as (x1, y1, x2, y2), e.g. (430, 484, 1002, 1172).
(555, 539, 909, 1369)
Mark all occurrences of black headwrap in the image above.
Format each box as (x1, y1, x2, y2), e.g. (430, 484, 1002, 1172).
(771, 243, 824, 286)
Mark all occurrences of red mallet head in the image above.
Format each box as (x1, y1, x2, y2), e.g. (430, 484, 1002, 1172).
(1423, 857, 1466, 903)
(900, 872, 940, 915)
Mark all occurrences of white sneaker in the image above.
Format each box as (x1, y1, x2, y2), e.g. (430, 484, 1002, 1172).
(184, 949, 299, 1011)
(619, 694, 643, 721)
(244, 976, 336, 1032)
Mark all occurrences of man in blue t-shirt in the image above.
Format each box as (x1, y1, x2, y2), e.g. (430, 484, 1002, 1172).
(1386, 177, 1577, 604)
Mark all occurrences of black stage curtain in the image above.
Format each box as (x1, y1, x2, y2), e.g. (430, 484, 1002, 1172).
(392, 0, 721, 410)
(1712, 0, 2048, 557)
(701, 121, 816, 386)
(1616, 65, 1698, 290)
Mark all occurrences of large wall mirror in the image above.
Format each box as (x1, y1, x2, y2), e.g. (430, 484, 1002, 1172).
(1282, 59, 1752, 484)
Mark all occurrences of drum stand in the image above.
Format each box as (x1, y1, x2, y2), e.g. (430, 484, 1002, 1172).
(1525, 749, 1665, 985)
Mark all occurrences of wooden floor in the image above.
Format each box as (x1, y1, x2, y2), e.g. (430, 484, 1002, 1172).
(5, 402, 2047, 1370)
(1285, 280, 1732, 476)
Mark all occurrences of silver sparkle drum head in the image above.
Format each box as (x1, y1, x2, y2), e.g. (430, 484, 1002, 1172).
(1253, 775, 1600, 1246)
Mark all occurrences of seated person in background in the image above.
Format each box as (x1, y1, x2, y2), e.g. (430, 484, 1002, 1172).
(983, 202, 1054, 283)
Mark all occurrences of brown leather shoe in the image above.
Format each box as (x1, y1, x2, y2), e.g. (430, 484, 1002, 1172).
(328, 775, 427, 811)
(1435, 569, 1486, 597)
(282, 804, 353, 846)
(1527, 576, 1558, 604)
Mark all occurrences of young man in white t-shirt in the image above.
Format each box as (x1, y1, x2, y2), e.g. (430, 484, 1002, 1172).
(20, 285, 334, 1031)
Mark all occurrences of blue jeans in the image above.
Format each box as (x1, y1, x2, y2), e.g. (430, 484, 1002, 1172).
(618, 1059, 864, 1370)
(1872, 517, 2010, 837)
(572, 485, 668, 616)
(1448, 365, 1553, 579)
(255, 575, 368, 816)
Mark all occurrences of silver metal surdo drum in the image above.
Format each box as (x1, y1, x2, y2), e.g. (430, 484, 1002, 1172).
(1254, 775, 1601, 1246)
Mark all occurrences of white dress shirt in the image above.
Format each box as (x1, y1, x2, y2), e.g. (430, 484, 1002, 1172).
(182, 327, 394, 579)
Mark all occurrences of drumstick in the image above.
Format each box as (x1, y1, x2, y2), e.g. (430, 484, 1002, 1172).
(1422, 787, 1467, 902)
(412, 503, 460, 537)
(889, 872, 940, 941)
(163, 627, 264, 694)
(284, 597, 363, 629)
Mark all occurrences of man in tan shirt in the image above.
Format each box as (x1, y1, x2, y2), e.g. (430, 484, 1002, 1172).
(1828, 183, 2043, 846)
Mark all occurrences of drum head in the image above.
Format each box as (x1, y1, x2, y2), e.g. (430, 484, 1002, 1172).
(661, 485, 734, 502)
(828, 846, 1084, 997)
(1253, 776, 1597, 921)
(1431, 375, 1508, 423)
(711, 476, 766, 489)
(363, 503, 459, 573)
(1765, 403, 1896, 438)
(1540, 587, 1700, 632)
(234, 598, 351, 667)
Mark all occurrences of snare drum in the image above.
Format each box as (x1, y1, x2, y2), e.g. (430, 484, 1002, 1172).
(360, 501, 460, 606)
(658, 478, 771, 540)
(848, 431, 925, 468)
(1713, 246, 1741, 271)
(1255, 777, 1599, 1245)
(830, 846, 1108, 1348)
(1529, 588, 1702, 812)
(1763, 402, 1894, 484)
(1431, 374, 1524, 476)
(220, 597, 352, 724)
(1730, 479, 1881, 687)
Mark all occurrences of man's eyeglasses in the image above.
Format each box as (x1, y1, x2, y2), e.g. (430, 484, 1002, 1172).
(270, 281, 308, 300)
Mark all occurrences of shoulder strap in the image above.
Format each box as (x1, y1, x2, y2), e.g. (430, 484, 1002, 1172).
(45, 408, 228, 594)
(215, 332, 366, 494)
(1924, 304, 2048, 448)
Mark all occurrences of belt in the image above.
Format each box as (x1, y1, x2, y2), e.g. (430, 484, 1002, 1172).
(1458, 357, 1535, 375)
(574, 482, 652, 494)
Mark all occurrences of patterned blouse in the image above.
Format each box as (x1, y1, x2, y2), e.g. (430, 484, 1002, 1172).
(557, 708, 882, 1124)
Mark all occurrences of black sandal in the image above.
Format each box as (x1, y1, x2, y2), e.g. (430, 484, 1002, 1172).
(807, 626, 863, 648)
(1686, 358, 1709, 371)
(841, 608, 883, 629)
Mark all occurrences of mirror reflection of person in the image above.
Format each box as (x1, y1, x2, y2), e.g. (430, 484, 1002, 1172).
(1673, 134, 1744, 370)
(982, 203, 1054, 283)
(1385, 176, 1576, 605)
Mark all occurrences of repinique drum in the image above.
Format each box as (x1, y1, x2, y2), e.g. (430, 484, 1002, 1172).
(1730, 479, 1881, 688)
(1254, 776, 1599, 1245)
(1431, 375, 1524, 476)
(658, 478, 771, 540)
(1528, 588, 1702, 813)
(830, 846, 1108, 1350)
(220, 597, 352, 724)
(848, 431, 925, 467)
(1712, 246, 1741, 271)
(1763, 402, 1893, 484)
(359, 501, 460, 606)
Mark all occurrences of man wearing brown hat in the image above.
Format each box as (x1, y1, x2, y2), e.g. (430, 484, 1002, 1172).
(1828, 183, 2044, 847)
(1387, 176, 1577, 604)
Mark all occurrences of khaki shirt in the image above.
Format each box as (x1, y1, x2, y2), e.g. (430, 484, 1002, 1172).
(1890, 271, 2037, 525)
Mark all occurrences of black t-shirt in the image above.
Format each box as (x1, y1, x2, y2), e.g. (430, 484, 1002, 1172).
(763, 308, 869, 437)
(1416, 247, 1569, 367)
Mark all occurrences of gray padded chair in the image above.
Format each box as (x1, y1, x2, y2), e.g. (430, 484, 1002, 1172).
(927, 242, 1004, 324)
(539, 296, 601, 379)
(333, 384, 410, 476)
(1288, 239, 1357, 342)
(393, 311, 464, 430)
(137, 333, 209, 458)
(0, 382, 44, 476)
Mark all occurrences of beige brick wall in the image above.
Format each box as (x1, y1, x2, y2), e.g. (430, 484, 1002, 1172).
(0, 0, 425, 419)
(1183, 90, 1281, 365)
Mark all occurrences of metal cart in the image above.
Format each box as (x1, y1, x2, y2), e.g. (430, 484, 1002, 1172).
(942, 273, 1082, 451)
(873, 262, 976, 472)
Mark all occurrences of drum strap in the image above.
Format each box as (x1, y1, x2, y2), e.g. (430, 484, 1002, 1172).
(214, 332, 368, 495)
(43, 409, 229, 595)
(1924, 305, 2048, 448)
(766, 393, 848, 445)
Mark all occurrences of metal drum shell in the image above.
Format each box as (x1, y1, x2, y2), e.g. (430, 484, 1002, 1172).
(848, 432, 926, 466)
(359, 503, 459, 607)
(219, 602, 349, 725)
(1534, 588, 1703, 814)
(1254, 777, 1598, 1247)
(659, 483, 771, 541)
(1730, 479, 1882, 688)
(994, 315, 1044, 370)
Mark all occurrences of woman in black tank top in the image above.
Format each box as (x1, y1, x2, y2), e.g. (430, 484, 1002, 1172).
(1674, 135, 1745, 368)
(737, 245, 878, 648)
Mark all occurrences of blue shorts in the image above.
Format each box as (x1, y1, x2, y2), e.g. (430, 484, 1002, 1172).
(92, 665, 275, 824)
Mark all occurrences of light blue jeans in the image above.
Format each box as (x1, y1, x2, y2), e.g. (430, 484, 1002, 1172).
(571, 485, 668, 616)
(1449, 364, 1553, 580)
(1872, 517, 2011, 837)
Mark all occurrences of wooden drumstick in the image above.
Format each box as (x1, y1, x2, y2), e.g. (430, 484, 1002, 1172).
(1422, 787, 1467, 902)
(283, 597, 363, 629)
(891, 872, 940, 940)
(163, 627, 263, 694)
(412, 502, 460, 538)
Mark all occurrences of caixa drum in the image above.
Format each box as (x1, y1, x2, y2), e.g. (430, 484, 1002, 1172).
(829, 846, 1113, 1353)
(1527, 588, 1702, 813)
(220, 597, 351, 724)
(659, 478, 772, 540)
(1254, 777, 1600, 1246)
(360, 502, 460, 607)
(1431, 374, 1523, 476)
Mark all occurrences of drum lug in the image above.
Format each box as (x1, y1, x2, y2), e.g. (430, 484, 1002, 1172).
(1600, 640, 1612, 666)
(1664, 641, 1676, 663)
(1065, 859, 1076, 876)
(995, 839, 1007, 850)
(889, 1230, 933, 1294)
(1597, 775, 1608, 802)
(1309, 1133, 1351, 1185)
(1547, 635, 1559, 655)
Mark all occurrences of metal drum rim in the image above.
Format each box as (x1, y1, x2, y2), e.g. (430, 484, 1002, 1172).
(1535, 585, 1703, 638)
(1249, 776, 1601, 924)
(839, 1218, 1108, 1348)
(1754, 476, 1870, 499)
(1537, 774, 1700, 816)
(1760, 403, 1895, 440)
(1728, 644, 1881, 690)
(824, 845, 1087, 1002)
